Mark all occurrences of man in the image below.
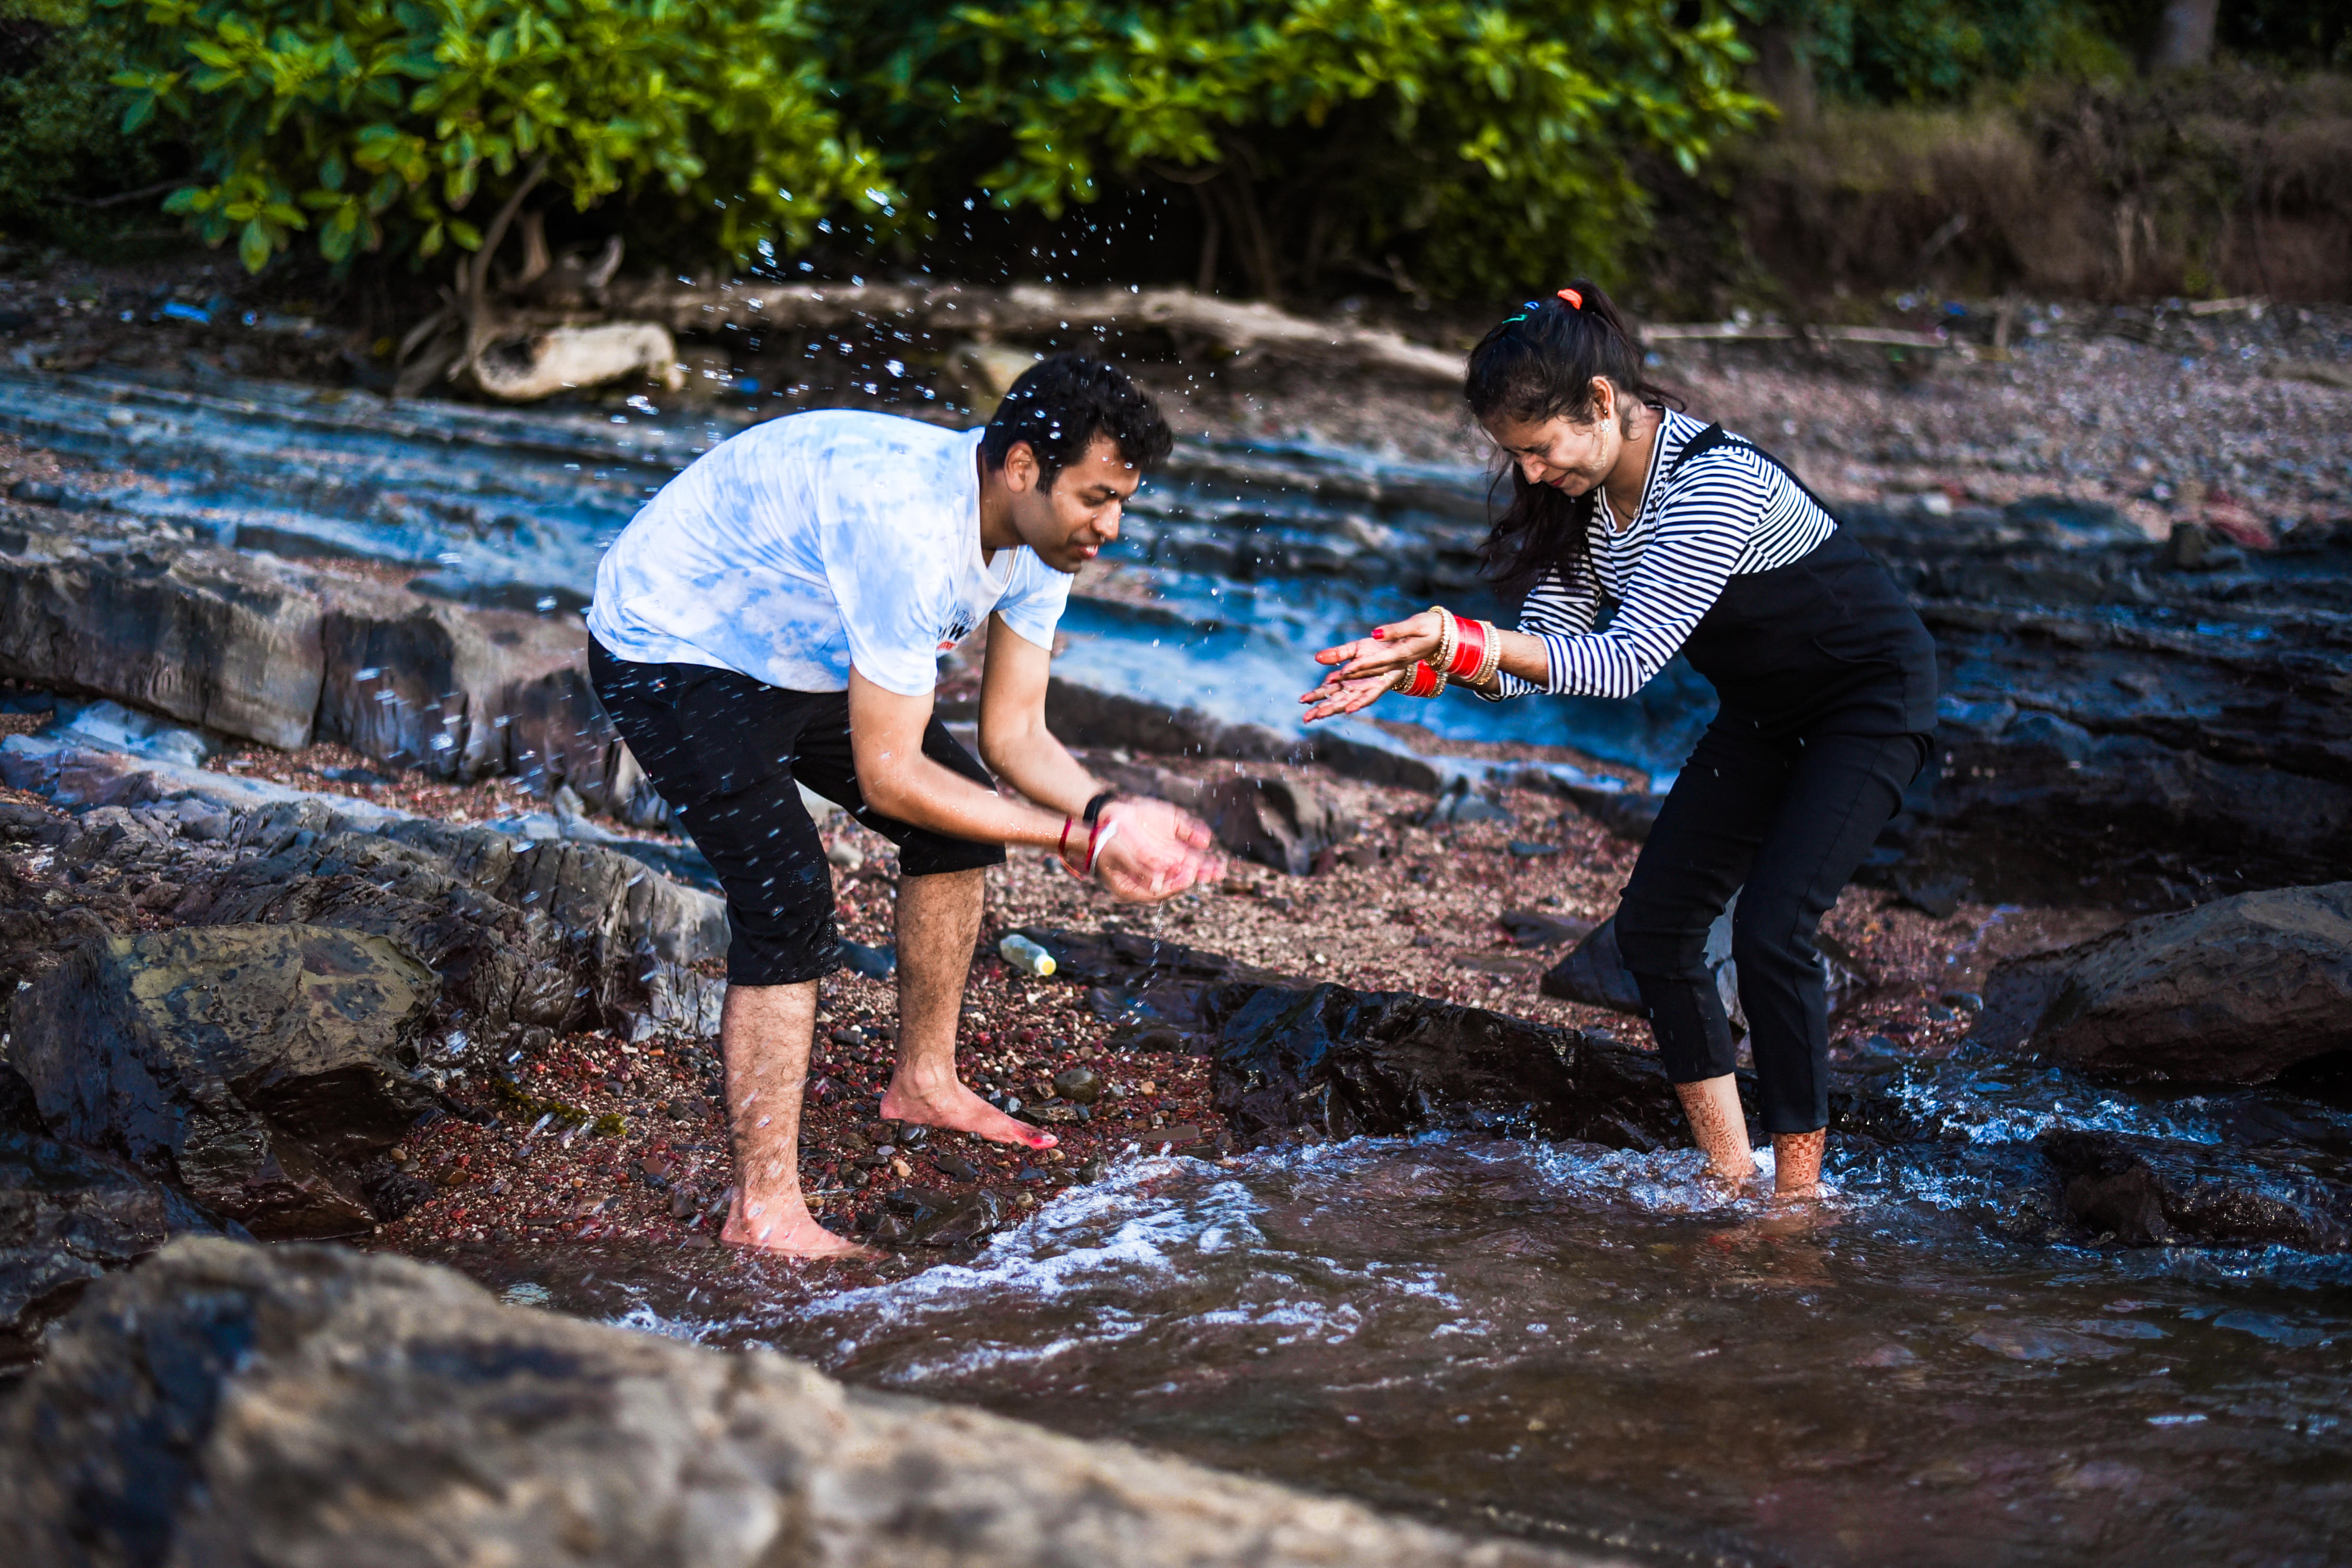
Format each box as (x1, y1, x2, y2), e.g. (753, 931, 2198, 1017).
(587, 354, 1221, 1256)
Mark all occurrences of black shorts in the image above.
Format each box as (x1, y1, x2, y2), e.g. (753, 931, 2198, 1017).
(589, 640, 1004, 986)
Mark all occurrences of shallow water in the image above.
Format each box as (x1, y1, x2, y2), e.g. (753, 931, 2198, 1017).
(533, 1055, 2352, 1568)
(16, 364, 2351, 1561)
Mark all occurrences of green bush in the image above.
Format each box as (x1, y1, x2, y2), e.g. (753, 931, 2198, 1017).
(871, 0, 1763, 299)
(1738, 0, 2130, 105)
(106, 0, 891, 272)
(0, 1, 177, 248)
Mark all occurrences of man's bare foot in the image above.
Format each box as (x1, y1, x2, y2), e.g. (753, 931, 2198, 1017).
(881, 1079, 1059, 1150)
(722, 1195, 874, 1258)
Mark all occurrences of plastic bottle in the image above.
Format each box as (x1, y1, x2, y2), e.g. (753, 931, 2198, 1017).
(998, 933, 1057, 977)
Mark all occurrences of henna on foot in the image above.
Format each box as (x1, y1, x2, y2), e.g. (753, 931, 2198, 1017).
(1771, 1128, 1828, 1204)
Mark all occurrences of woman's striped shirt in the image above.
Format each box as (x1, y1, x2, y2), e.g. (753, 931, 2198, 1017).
(1485, 409, 1836, 702)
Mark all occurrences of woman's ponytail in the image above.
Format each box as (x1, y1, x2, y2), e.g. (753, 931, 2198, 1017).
(1466, 280, 1681, 595)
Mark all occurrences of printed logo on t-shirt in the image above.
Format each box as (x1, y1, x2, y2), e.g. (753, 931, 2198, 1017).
(937, 607, 977, 654)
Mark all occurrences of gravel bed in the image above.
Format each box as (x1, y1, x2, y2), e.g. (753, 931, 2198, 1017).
(368, 759, 2124, 1287)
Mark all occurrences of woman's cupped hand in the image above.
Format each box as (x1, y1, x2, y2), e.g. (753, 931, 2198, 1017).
(1299, 608, 1447, 722)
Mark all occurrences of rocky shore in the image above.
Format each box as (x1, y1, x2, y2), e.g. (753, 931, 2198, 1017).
(2, 282, 2350, 1561)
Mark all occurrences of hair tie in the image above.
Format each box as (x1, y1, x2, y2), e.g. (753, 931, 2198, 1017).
(1557, 288, 1583, 309)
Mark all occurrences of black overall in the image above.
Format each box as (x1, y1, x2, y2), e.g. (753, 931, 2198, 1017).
(1610, 426, 1939, 1134)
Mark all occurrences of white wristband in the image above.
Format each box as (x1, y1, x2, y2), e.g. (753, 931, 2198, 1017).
(1086, 819, 1121, 878)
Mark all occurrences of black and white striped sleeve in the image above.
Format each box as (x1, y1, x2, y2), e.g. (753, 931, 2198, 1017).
(1515, 450, 1778, 700)
(1481, 560, 1599, 701)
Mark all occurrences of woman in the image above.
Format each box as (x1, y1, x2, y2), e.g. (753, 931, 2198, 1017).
(1301, 283, 1937, 1203)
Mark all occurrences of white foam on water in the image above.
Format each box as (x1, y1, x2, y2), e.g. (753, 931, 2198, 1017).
(791, 1143, 1483, 1377)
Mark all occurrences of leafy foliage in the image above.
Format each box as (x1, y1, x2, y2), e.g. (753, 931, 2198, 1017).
(104, 0, 889, 272)
(1738, 0, 2132, 105)
(0, 2, 176, 247)
(873, 0, 1764, 299)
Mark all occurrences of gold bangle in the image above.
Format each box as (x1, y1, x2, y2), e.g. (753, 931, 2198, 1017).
(1428, 605, 1456, 676)
(1473, 621, 1502, 686)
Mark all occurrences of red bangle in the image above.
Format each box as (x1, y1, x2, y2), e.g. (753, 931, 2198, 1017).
(1401, 661, 1442, 698)
(1059, 816, 1075, 860)
(1446, 615, 1486, 680)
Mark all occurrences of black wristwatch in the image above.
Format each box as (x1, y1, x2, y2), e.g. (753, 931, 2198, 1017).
(1082, 789, 1118, 825)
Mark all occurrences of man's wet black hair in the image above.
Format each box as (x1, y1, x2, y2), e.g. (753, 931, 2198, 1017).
(981, 351, 1174, 488)
(1465, 279, 1683, 595)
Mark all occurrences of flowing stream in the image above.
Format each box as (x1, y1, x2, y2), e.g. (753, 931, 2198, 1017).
(565, 1051, 2351, 1568)
(10, 365, 2349, 1564)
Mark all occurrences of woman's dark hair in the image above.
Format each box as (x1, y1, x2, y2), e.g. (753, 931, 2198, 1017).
(982, 351, 1174, 488)
(1465, 279, 1682, 595)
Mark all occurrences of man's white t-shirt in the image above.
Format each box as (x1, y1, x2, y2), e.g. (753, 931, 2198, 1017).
(586, 410, 1072, 697)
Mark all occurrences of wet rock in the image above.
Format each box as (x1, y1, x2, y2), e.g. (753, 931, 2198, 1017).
(1048, 681, 1443, 793)
(1555, 783, 1664, 842)
(933, 1150, 982, 1182)
(157, 802, 725, 1051)
(1051, 1065, 1105, 1105)
(0, 1239, 1587, 1568)
(1538, 917, 1647, 1012)
(0, 1129, 229, 1369)
(0, 518, 666, 824)
(1418, 777, 1513, 827)
(0, 798, 72, 849)
(8, 925, 437, 1238)
(1894, 574, 2352, 899)
(1498, 909, 1592, 947)
(906, 1188, 1008, 1247)
(1196, 775, 1345, 877)
(1539, 900, 1862, 1027)
(1974, 882, 2352, 1084)
(1046, 679, 1293, 767)
(2041, 1130, 2352, 1251)
(0, 523, 326, 749)
(314, 581, 654, 815)
(1202, 981, 1689, 1150)
(51, 699, 214, 768)
(1019, 924, 1300, 1027)
(0, 1061, 43, 1135)
(1087, 758, 1349, 877)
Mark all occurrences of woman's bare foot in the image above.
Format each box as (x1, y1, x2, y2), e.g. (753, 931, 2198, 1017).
(881, 1079, 1059, 1150)
(721, 1193, 874, 1258)
(1770, 1129, 1828, 1204)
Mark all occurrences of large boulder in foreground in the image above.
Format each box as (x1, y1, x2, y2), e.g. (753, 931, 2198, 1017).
(0, 1130, 228, 1369)
(1974, 883, 2352, 1083)
(0, 1238, 1591, 1568)
(9, 926, 437, 1238)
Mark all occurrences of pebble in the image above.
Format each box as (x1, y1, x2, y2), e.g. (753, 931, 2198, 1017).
(1051, 1066, 1105, 1105)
